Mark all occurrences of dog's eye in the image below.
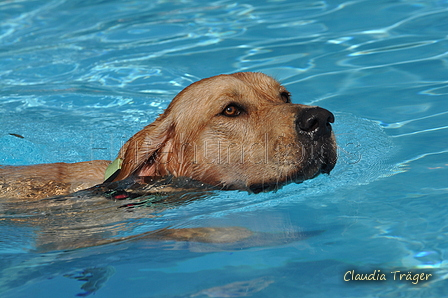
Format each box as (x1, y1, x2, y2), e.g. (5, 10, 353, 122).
(222, 104, 242, 117)
(281, 91, 291, 103)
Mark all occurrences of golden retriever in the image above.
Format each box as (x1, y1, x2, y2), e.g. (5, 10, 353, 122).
(0, 72, 336, 200)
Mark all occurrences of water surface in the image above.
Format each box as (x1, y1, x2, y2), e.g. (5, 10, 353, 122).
(1, 0, 448, 297)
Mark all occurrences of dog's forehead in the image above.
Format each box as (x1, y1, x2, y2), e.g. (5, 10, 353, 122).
(204, 73, 286, 102)
(170, 72, 287, 114)
(227, 72, 285, 98)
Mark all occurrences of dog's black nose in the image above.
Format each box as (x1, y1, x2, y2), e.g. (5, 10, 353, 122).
(297, 107, 334, 138)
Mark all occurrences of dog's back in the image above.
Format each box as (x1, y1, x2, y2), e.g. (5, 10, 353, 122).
(0, 160, 110, 200)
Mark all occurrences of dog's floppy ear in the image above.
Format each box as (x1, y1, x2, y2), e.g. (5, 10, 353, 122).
(110, 116, 174, 182)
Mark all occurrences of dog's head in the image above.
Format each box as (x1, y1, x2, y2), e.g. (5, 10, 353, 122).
(112, 72, 337, 193)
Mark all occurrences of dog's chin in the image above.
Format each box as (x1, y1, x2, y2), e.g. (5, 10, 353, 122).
(244, 161, 336, 194)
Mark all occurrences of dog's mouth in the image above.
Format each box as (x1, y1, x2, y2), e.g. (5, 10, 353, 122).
(319, 157, 336, 175)
(246, 138, 337, 194)
(315, 141, 338, 175)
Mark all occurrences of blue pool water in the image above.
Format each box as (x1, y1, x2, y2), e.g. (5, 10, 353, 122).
(1, 0, 448, 297)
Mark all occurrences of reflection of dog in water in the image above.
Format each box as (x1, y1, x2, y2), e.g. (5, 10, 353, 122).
(0, 72, 336, 250)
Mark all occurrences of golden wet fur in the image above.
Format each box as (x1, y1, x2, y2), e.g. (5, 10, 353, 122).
(0, 72, 337, 200)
